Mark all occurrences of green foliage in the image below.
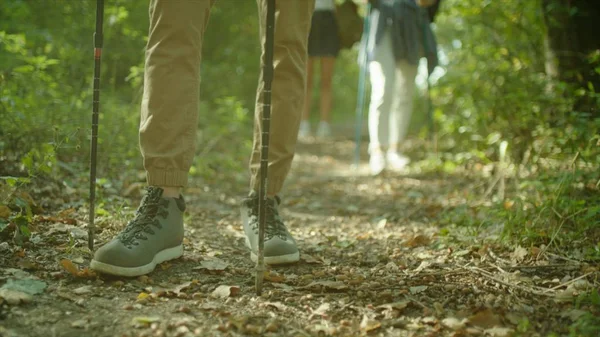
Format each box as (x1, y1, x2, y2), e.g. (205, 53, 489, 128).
(0, 0, 598, 256)
(433, 0, 599, 163)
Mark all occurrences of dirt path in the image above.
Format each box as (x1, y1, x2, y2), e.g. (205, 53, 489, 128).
(1, 137, 597, 337)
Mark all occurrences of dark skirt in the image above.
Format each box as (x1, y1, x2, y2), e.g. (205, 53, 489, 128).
(308, 10, 340, 57)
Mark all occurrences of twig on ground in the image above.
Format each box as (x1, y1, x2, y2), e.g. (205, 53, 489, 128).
(546, 252, 587, 264)
(462, 265, 554, 297)
(547, 272, 595, 292)
(495, 264, 580, 271)
(487, 249, 512, 265)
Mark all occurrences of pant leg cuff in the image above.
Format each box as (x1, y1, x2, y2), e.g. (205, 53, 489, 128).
(250, 176, 285, 196)
(147, 169, 188, 187)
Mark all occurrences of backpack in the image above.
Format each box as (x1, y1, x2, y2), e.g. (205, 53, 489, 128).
(336, 0, 363, 49)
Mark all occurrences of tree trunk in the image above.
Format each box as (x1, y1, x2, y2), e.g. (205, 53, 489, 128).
(542, 0, 600, 116)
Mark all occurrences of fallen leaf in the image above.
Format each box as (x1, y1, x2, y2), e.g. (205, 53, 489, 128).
(360, 315, 381, 332)
(311, 303, 330, 318)
(60, 259, 80, 276)
(406, 235, 431, 248)
(261, 301, 288, 311)
(57, 208, 76, 218)
(377, 300, 410, 312)
(441, 317, 466, 330)
(303, 281, 348, 291)
(199, 302, 220, 311)
(453, 249, 471, 257)
(0, 288, 32, 305)
(301, 253, 322, 264)
(73, 285, 93, 295)
(0, 205, 10, 219)
(561, 309, 589, 321)
(71, 319, 88, 329)
(131, 316, 160, 327)
(503, 200, 514, 210)
(409, 286, 428, 294)
(1, 278, 46, 295)
(264, 270, 285, 283)
(555, 289, 575, 302)
(194, 258, 228, 272)
(137, 292, 151, 302)
(172, 280, 199, 294)
(484, 327, 514, 337)
(510, 246, 528, 263)
(468, 309, 501, 329)
(211, 285, 240, 299)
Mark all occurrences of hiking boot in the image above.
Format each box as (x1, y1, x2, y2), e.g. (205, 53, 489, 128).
(90, 187, 185, 277)
(369, 151, 385, 175)
(298, 120, 311, 140)
(241, 192, 299, 264)
(316, 121, 332, 139)
(386, 151, 410, 171)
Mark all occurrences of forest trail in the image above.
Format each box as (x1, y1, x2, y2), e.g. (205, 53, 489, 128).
(0, 134, 596, 337)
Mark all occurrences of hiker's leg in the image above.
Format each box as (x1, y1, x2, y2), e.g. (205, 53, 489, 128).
(302, 57, 316, 121)
(92, 0, 215, 277)
(250, 0, 314, 196)
(319, 56, 335, 123)
(139, 0, 214, 196)
(388, 59, 418, 152)
(368, 31, 396, 153)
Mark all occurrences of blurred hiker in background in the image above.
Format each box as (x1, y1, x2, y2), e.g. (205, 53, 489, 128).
(300, 0, 340, 140)
(365, 0, 440, 175)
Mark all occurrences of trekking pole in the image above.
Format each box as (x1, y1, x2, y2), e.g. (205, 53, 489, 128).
(353, 3, 371, 169)
(88, 0, 104, 251)
(256, 0, 276, 296)
(425, 73, 434, 141)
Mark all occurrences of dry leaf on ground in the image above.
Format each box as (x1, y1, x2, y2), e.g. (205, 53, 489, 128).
(211, 285, 240, 298)
(131, 316, 160, 327)
(484, 326, 514, 337)
(406, 234, 431, 247)
(468, 308, 501, 329)
(442, 317, 467, 330)
(60, 259, 96, 278)
(360, 315, 381, 333)
(264, 270, 285, 283)
(409, 285, 428, 294)
(0, 289, 32, 305)
(377, 300, 410, 312)
(510, 246, 528, 263)
(303, 280, 348, 291)
(193, 258, 228, 272)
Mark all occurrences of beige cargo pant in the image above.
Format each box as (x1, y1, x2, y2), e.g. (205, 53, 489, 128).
(139, 0, 315, 195)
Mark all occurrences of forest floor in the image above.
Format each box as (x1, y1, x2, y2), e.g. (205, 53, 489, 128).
(1, 133, 598, 337)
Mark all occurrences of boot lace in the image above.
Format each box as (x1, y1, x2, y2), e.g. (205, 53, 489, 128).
(244, 194, 288, 241)
(119, 187, 169, 248)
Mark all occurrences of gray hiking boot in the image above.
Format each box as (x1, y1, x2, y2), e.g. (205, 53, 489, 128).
(241, 192, 299, 264)
(90, 187, 185, 277)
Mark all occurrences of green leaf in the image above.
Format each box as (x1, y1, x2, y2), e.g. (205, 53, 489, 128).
(1, 278, 47, 295)
(0, 219, 9, 232)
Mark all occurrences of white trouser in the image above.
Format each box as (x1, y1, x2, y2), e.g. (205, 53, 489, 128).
(368, 31, 418, 152)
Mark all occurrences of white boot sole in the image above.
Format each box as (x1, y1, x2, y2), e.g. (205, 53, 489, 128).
(90, 245, 183, 277)
(244, 237, 300, 265)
